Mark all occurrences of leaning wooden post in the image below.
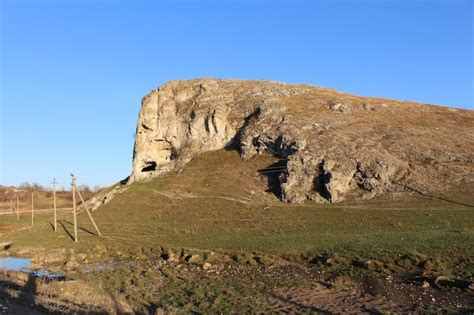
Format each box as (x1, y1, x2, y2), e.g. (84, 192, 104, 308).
(71, 174, 78, 242)
(52, 178, 58, 232)
(16, 195, 20, 220)
(31, 192, 34, 226)
(76, 187, 102, 236)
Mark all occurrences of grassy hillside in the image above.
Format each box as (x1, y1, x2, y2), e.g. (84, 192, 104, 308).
(2, 150, 473, 266)
(1, 149, 473, 313)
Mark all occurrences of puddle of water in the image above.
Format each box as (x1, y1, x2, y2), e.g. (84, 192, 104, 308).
(0, 257, 65, 281)
(0, 257, 31, 272)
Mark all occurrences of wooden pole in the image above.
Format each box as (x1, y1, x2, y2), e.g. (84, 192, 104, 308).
(72, 175, 78, 242)
(31, 192, 34, 226)
(16, 196, 20, 220)
(76, 187, 102, 236)
(10, 200, 13, 214)
(53, 178, 57, 232)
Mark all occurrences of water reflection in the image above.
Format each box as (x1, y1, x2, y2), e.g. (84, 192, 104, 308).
(0, 257, 31, 272)
(0, 257, 65, 281)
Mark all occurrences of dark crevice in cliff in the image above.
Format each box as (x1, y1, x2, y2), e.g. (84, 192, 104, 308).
(226, 107, 262, 151)
(141, 123, 152, 131)
(313, 160, 332, 202)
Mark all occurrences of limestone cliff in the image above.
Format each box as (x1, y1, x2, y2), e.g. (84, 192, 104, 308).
(129, 78, 474, 203)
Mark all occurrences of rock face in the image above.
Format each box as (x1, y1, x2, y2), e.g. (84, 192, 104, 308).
(129, 78, 474, 203)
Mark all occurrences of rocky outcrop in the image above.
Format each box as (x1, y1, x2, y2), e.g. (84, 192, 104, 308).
(129, 78, 474, 203)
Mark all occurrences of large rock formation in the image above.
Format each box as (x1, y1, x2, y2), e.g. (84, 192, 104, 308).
(129, 78, 474, 203)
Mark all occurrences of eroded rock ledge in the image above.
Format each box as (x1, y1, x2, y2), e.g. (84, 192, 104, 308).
(129, 78, 474, 203)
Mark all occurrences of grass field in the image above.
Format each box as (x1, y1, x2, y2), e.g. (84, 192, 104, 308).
(1, 150, 473, 313)
(1, 150, 473, 272)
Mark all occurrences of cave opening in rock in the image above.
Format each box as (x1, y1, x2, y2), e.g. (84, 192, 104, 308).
(258, 159, 288, 198)
(141, 161, 157, 172)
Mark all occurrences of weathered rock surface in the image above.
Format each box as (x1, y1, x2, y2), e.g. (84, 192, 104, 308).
(129, 78, 474, 203)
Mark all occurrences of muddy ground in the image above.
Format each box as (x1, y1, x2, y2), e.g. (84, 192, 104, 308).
(0, 251, 473, 314)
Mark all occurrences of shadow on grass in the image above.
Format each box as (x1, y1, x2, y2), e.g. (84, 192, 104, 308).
(58, 220, 98, 239)
(0, 275, 47, 314)
(401, 184, 474, 208)
(420, 194, 474, 208)
(0, 274, 105, 314)
(58, 221, 75, 241)
(48, 222, 55, 232)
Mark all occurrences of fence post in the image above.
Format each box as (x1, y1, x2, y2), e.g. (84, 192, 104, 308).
(31, 192, 34, 226)
(53, 178, 58, 232)
(71, 174, 78, 242)
(16, 195, 19, 220)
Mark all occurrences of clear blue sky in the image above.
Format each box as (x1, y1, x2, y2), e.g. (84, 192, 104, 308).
(0, 0, 472, 188)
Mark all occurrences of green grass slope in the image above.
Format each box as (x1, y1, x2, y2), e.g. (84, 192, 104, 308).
(2, 150, 473, 271)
